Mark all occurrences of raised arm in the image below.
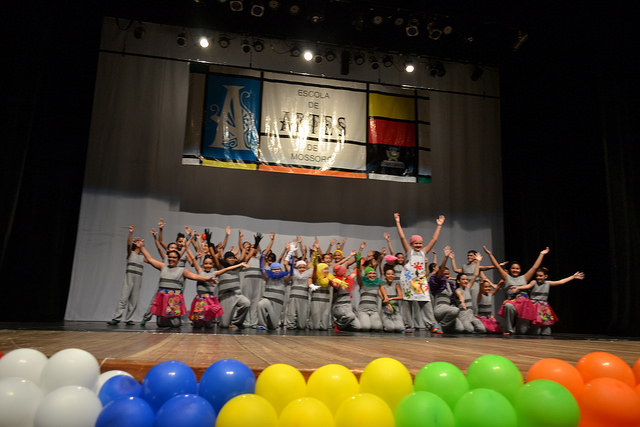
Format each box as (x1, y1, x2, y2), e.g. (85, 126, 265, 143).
(450, 251, 461, 274)
(435, 246, 451, 279)
(394, 212, 411, 254)
(549, 271, 585, 286)
(157, 218, 168, 251)
(126, 225, 134, 257)
(325, 238, 336, 256)
(483, 246, 508, 281)
(383, 232, 395, 255)
(183, 268, 218, 283)
(138, 240, 164, 271)
(468, 253, 482, 286)
(151, 228, 166, 258)
(422, 215, 445, 254)
(522, 247, 550, 282)
(216, 262, 249, 276)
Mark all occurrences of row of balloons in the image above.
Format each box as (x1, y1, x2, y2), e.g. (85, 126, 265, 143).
(0, 347, 639, 426)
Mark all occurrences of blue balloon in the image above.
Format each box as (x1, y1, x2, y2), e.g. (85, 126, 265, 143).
(99, 375, 142, 406)
(141, 361, 198, 412)
(96, 396, 154, 427)
(198, 359, 256, 413)
(154, 394, 216, 427)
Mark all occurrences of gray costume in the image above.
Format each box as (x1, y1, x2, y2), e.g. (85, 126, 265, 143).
(501, 275, 531, 334)
(286, 268, 312, 330)
(240, 256, 263, 327)
(430, 277, 463, 333)
(380, 281, 404, 332)
(217, 269, 250, 328)
(457, 287, 486, 333)
(112, 251, 144, 322)
(257, 274, 290, 330)
(332, 283, 360, 331)
(357, 281, 382, 331)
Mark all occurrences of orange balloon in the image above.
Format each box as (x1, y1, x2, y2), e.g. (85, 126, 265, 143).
(633, 357, 640, 385)
(526, 358, 584, 398)
(577, 377, 640, 427)
(636, 383, 640, 398)
(576, 352, 635, 388)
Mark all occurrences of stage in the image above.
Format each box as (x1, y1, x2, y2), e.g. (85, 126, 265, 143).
(1, 322, 638, 381)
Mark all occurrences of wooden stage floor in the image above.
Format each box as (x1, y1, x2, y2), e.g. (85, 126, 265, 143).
(1, 322, 638, 381)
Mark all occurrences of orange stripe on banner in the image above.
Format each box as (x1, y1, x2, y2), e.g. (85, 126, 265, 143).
(259, 165, 366, 179)
(369, 93, 415, 121)
(368, 118, 417, 147)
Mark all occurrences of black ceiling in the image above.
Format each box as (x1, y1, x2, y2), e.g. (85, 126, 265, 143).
(101, 0, 627, 66)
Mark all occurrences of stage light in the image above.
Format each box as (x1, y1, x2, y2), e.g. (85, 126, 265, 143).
(427, 17, 453, 41)
(250, 0, 265, 17)
(325, 50, 336, 62)
(289, 3, 301, 15)
(382, 55, 393, 67)
(314, 54, 323, 63)
(303, 50, 314, 61)
(133, 26, 145, 39)
(404, 62, 415, 73)
(470, 66, 484, 81)
(268, 0, 280, 10)
(513, 31, 528, 51)
(406, 19, 419, 37)
(199, 36, 210, 48)
(371, 15, 384, 25)
(176, 32, 187, 46)
(241, 40, 251, 53)
(428, 60, 446, 77)
(290, 45, 301, 57)
(393, 16, 405, 26)
(253, 40, 264, 52)
(369, 56, 379, 70)
(230, 0, 244, 11)
(218, 36, 230, 48)
(309, 0, 325, 23)
(353, 53, 365, 65)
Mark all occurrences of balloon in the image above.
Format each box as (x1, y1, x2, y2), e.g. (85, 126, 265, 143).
(453, 388, 517, 427)
(634, 357, 640, 385)
(140, 360, 197, 412)
(198, 359, 255, 413)
(96, 370, 134, 393)
(98, 374, 142, 406)
(95, 396, 154, 427)
(216, 394, 278, 427)
(39, 348, 100, 394)
(465, 354, 523, 402)
(154, 394, 216, 427)
(334, 393, 395, 427)
(513, 379, 579, 427)
(306, 364, 359, 415)
(577, 377, 640, 426)
(34, 385, 102, 427)
(526, 358, 584, 398)
(0, 348, 48, 384)
(255, 364, 306, 415)
(359, 357, 413, 410)
(0, 377, 43, 427)
(279, 397, 335, 427)
(576, 351, 635, 387)
(413, 361, 469, 410)
(394, 391, 455, 427)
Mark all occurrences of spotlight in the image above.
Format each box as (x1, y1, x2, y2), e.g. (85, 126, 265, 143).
(218, 36, 230, 48)
(290, 45, 301, 57)
(133, 26, 145, 39)
(353, 53, 365, 65)
(382, 55, 393, 67)
(199, 37, 210, 48)
(427, 22, 442, 41)
(325, 50, 336, 62)
(405, 19, 419, 37)
(241, 40, 251, 53)
(428, 61, 445, 77)
(176, 32, 187, 46)
(427, 17, 453, 41)
(471, 66, 484, 81)
(230, 0, 244, 11)
(250, 0, 264, 17)
(309, 0, 324, 23)
(371, 14, 383, 25)
(393, 16, 405, 26)
(404, 62, 415, 73)
(369, 56, 379, 70)
(314, 54, 323, 63)
(253, 40, 264, 52)
(289, 3, 301, 15)
(513, 31, 529, 51)
(303, 50, 313, 61)
(268, 0, 280, 10)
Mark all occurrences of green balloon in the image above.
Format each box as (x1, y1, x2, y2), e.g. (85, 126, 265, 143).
(414, 362, 469, 410)
(394, 391, 455, 427)
(453, 388, 517, 427)
(466, 355, 523, 402)
(513, 380, 580, 427)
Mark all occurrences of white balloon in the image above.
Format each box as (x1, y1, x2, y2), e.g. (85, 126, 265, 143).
(39, 348, 99, 394)
(34, 386, 102, 427)
(0, 377, 43, 427)
(0, 349, 48, 384)
(96, 370, 134, 394)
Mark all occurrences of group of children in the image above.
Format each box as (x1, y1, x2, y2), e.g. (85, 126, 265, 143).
(107, 214, 584, 336)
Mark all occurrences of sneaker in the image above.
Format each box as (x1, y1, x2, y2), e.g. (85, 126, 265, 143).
(125, 321, 134, 325)
(107, 320, 119, 325)
(430, 327, 443, 334)
(257, 326, 266, 330)
(405, 328, 413, 333)
(140, 319, 147, 326)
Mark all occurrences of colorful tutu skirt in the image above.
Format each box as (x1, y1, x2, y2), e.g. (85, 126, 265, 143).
(531, 299, 558, 325)
(189, 293, 224, 322)
(150, 289, 186, 318)
(476, 315, 502, 333)
(498, 294, 537, 321)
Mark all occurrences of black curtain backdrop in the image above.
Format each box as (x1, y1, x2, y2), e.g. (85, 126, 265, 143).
(2, 2, 638, 335)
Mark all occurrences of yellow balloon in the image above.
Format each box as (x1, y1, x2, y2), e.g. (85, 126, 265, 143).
(334, 393, 394, 427)
(359, 357, 413, 410)
(307, 364, 359, 415)
(255, 364, 307, 415)
(278, 397, 335, 427)
(216, 393, 278, 427)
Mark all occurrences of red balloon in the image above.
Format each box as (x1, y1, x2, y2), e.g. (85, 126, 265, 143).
(526, 358, 584, 398)
(577, 377, 640, 427)
(576, 352, 635, 388)
(201, 233, 207, 241)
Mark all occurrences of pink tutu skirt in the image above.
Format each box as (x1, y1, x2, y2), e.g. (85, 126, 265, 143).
(476, 315, 502, 333)
(531, 300, 558, 325)
(151, 289, 186, 318)
(498, 294, 537, 321)
(189, 293, 224, 322)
